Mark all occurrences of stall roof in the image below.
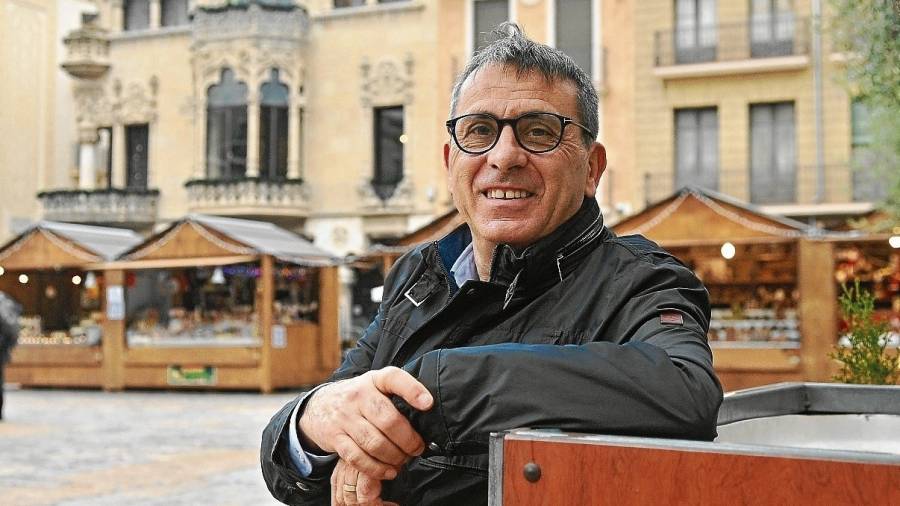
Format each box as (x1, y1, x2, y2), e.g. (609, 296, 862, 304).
(367, 208, 465, 257)
(611, 187, 818, 244)
(119, 214, 338, 267)
(0, 221, 143, 270)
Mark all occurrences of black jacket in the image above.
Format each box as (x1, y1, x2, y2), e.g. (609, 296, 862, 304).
(261, 198, 723, 505)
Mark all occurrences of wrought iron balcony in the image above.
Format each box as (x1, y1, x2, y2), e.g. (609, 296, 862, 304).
(654, 17, 809, 68)
(38, 188, 159, 226)
(185, 177, 309, 217)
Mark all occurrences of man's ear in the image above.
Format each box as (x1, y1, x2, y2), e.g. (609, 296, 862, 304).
(584, 142, 607, 197)
(443, 142, 451, 172)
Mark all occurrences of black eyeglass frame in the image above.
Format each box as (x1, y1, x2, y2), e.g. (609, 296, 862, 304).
(445, 112, 596, 155)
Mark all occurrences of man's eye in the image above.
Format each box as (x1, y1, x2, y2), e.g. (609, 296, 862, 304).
(468, 124, 495, 136)
(526, 127, 552, 137)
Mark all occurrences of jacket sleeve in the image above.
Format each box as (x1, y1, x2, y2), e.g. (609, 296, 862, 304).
(395, 258, 723, 456)
(260, 310, 388, 505)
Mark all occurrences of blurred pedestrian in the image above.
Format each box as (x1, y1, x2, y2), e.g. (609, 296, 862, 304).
(0, 291, 22, 421)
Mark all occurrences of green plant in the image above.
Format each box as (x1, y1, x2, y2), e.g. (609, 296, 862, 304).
(830, 281, 899, 384)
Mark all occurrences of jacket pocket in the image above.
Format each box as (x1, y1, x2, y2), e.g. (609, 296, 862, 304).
(418, 454, 488, 477)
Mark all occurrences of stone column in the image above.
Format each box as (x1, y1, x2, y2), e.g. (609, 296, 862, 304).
(112, 124, 126, 187)
(78, 127, 99, 190)
(149, 0, 161, 29)
(110, 0, 124, 32)
(287, 99, 301, 179)
(246, 91, 260, 177)
(194, 98, 207, 179)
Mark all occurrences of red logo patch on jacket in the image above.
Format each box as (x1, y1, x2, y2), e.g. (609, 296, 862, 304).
(660, 311, 684, 325)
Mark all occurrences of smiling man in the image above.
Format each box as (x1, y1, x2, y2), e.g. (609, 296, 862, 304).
(262, 24, 722, 506)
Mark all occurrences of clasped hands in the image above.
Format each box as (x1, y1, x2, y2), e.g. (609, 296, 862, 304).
(298, 367, 434, 506)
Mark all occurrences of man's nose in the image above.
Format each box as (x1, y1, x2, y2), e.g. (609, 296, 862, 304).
(486, 124, 527, 171)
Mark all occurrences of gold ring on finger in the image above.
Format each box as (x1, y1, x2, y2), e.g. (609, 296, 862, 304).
(342, 484, 357, 493)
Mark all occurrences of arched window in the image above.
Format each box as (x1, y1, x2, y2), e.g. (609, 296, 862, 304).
(206, 69, 248, 179)
(259, 69, 290, 180)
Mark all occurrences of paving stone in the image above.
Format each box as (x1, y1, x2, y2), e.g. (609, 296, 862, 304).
(0, 388, 302, 505)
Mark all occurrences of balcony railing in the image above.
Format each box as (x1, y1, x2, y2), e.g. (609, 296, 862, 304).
(184, 177, 309, 216)
(38, 188, 159, 225)
(642, 163, 875, 209)
(654, 17, 809, 67)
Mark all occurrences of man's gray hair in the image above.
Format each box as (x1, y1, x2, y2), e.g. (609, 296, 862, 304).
(449, 22, 598, 146)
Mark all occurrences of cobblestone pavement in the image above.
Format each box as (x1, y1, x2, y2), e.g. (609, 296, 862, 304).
(0, 387, 304, 505)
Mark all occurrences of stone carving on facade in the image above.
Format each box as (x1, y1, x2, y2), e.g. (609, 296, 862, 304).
(113, 76, 159, 124)
(360, 54, 415, 108)
(185, 178, 310, 215)
(356, 175, 415, 213)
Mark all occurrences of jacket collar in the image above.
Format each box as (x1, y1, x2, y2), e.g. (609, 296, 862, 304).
(434, 197, 608, 298)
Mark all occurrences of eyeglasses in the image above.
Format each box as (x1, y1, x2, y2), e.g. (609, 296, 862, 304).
(445, 112, 595, 155)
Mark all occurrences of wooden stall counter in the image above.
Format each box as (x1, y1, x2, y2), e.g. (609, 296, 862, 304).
(6, 345, 104, 388)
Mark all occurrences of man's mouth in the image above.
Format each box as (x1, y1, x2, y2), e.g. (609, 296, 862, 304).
(483, 189, 534, 200)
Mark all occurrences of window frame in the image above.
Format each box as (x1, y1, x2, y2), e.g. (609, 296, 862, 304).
(372, 106, 405, 201)
(674, 107, 719, 192)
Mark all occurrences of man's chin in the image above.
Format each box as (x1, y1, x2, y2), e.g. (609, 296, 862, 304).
(475, 220, 541, 248)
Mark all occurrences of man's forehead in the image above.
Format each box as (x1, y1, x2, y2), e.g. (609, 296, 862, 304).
(455, 64, 578, 115)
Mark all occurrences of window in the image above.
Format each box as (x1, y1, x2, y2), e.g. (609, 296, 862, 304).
(750, 0, 794, 57)
(334, 0, 366, 7)
(675, 108, 718, 191)
(161, 0, 190, 27)
(373, 106, 404, 201)
(675, 0, 716, 63)
(126, 124, 149, 190)
(259, 69, 289, 180)
(206, 69, 248, 180)
(123, 0, 150, 31)
(850, 100, 884, 202)
(473, 0, 508, 54)
(750, 102, 795, 204)
(556, 0, 593, 76)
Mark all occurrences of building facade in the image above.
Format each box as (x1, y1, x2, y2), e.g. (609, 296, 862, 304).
(604, 0, 875, 224)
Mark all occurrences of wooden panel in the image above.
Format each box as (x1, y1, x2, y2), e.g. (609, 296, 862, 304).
(102, 269, 125, 391)
(5, 365, 103, 388)
(271, 323, 331, 389)
(798, 239, 839, 382)
(96, 255, 257, 271)
(126, 222, 248, 261)
(503, 438, 900, 505)
(259, 255, 274, 393)
(122, 365, 260, 390)
(9, 345, 102, 366)
(318, 266, 341, 373)
(713, 347, 802, 372)
(0, 230, 99, 270)
(123, 347, 261, 366)
(613, 193, 800, 242)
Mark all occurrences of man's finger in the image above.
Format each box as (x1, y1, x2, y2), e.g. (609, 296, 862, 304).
(359, 394, 425, 457)
(332, 434, 398, 480)
(346, 417, 409, 467)
(330, 461, 345, 506)
(356, 472, 382, 503)
(371, 367, 433, 411)
(341, 464, 359, 505)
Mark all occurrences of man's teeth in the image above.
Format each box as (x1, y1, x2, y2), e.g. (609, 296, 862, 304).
(485, 189, 531, 199)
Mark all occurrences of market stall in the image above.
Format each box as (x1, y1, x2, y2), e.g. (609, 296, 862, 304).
(98, 214, 340, 392)
(0, 222, 142, 388)
(611, 187, 838, 391)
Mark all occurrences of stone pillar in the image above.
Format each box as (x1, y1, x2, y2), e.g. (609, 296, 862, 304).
(149, 0, 161, 29)
(246, 91, 260, 177)
(287, 100, 301, 179)
(112, 123, 126, 187)
(194, 98, 207, 179)
(78, 127, 99, 190)
(110, 0, 124, 32)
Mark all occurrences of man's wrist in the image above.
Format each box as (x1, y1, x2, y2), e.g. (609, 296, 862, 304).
(297, 387, 328, 454)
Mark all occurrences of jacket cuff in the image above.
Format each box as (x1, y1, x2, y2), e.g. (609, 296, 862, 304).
(394, 349, 454, 455)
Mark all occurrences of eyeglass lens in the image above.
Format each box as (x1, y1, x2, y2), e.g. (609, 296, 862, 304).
(453, 113, 563, 153)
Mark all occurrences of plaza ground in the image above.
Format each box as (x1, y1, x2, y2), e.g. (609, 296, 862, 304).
(0, 387, 303, 505)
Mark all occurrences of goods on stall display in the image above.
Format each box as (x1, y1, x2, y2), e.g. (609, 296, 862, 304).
(709, 308, 800, 347)
(834, 245, 900, 348)
(17, 312, 103, 346)
(125, 264, 320, 347)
